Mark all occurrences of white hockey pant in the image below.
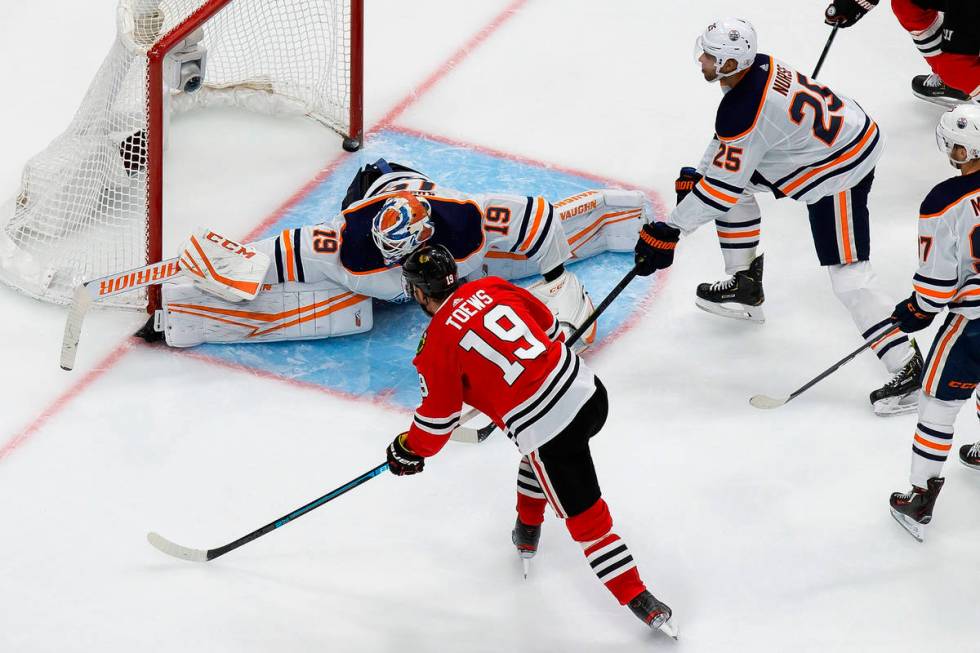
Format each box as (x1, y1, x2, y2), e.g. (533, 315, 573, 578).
(160, 279, 372, 347)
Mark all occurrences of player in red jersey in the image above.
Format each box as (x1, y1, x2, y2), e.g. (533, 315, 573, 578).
(383, 244, 677, 638)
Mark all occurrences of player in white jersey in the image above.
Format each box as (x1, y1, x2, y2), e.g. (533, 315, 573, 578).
(144, 159, 648, 348)
(632, 18, 920, 416)
(887, 105, 980, 541)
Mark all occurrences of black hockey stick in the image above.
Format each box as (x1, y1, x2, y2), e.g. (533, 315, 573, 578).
(147, 462, 389, 562)
(811, 25, 839, 79)
(749, 324, 900, 409)
(455, 266, 641, 443)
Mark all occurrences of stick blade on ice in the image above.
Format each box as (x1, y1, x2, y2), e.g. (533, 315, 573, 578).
(147, 532, 209, 562)
(749, 395, 788, 410)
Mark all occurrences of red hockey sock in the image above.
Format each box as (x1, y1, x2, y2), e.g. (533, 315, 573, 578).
(566, 499, 647, 605)
(516, 493, 547, 527)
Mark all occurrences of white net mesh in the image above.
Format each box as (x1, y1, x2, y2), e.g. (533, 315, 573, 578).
(0, 0, 355, 308)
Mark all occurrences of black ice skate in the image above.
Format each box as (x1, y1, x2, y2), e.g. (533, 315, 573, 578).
(912, 73, 974, 108)
(889, 477, 945, 543)
(134, 311, 164, 343)
(511, 518, 540, 579)
(627, 590, 678, 640)
(695, 254, 765, 323)
(869, 341, 922, 417)
(959, 442, 980, 471)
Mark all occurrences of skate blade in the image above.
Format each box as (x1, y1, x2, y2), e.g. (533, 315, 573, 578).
(889, 507, 926, 543)
(654, 614, 679, 640)
(521, 557, 530, 579)
(958, 457, 980, 472)
(695, 297, 765, 323)
(912, 91, 969, 109)
(872, 391, 921, 417)
(749, 394, 788, 410)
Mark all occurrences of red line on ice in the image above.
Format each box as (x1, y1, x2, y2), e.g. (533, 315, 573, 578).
(0, 0, 529, 462)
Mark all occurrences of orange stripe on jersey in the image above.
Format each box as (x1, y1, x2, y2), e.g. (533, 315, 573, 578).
(719, 56, 776, 143)
(839, 193, 853, 263)
(518, 197, 547, 252)
(914, 434, 952, 452)
(913, 284, 957, 300)
(698, 179, 739, 204)
(717, 229, 761, 240)
(925, 314, 965, 395)
(953, 287, 980, 301)
(781, 122, 878, 195)
(485, 251, 528, 260)
(920, 189, 980, 219)
(281, 229, 296, 282)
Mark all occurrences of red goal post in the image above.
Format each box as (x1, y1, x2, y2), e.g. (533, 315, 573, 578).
(0, 0, 364, 312)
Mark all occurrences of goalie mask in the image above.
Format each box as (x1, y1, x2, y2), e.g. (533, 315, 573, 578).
(372, 192, 435, 265)
(694, 18, 757, 80)
(936, 105, 980, 166)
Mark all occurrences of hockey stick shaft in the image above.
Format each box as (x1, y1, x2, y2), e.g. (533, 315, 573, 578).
(149, 462, 389, 562)
(751, 324, 900, 408)
(60, 257, 182, 371)
(456, 266, 640, 440)
(811, 25, 839, 79)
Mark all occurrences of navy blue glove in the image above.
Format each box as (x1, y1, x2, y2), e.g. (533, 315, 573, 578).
(386, 433, 425, 476)
(634, 222, 680, 277)
(675, 167, 702, 206)
(891, 293, 936, 333)
(825, 0, 878, 28)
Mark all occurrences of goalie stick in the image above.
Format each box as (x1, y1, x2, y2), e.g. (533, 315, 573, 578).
(452, 266, 640, 444)
(147, 462, 389, 562)
(60, 258, 181, 371)
(749, 324, 901, 410)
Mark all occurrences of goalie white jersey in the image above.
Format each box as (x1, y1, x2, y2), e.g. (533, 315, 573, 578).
(255, 168, 576, 301)
(910, 171, 980, 320)
(670, 53, 883, 234)
(158, 163, 647, 346)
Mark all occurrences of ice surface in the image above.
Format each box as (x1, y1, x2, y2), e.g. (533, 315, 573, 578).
(1, 2, 979, 652)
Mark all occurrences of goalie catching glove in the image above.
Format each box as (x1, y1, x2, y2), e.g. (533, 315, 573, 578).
(178, 228, 271, 302)
(528, 269, 596, 350)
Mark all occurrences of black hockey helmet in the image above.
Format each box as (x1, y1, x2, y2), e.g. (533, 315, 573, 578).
(402, 244, 459, 299)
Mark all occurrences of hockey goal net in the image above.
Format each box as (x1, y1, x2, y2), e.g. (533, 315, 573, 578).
(0, 0, 363, 310)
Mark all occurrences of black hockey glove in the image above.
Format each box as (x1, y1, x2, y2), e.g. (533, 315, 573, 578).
(891, 293, 936, 333)
(825, 0, 878, 28)
(634, 222, 680, 277)
(386, 433, 425, 476)
(675, 167, 702, 206)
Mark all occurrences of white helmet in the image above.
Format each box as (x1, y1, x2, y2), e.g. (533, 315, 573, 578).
(936, 104, 980, 165)
(695, 18, 758, 80)
(371, 191, 434, 265)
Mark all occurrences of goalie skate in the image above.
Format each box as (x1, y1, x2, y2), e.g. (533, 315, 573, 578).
(695, 254, 765, 323)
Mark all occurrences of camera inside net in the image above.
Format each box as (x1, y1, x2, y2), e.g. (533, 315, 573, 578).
(164, 29, 207, 94)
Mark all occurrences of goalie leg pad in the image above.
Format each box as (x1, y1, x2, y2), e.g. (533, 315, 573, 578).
(160, 279, 372, 347)
(558, 190, 647, 260)
(528, 270, 596, 350)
